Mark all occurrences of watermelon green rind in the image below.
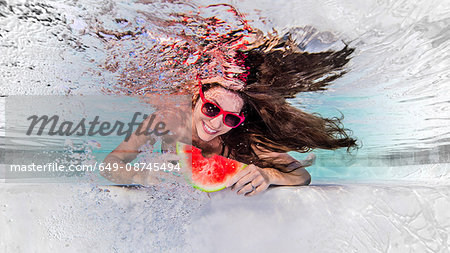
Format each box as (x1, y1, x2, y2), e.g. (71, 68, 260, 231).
(176, 142, 193, 187)
(176, 142, 247, 192)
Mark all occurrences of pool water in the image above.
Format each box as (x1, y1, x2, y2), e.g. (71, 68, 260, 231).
(1, 0, 449, 252)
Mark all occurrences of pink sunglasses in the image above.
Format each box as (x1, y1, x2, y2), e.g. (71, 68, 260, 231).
(199, 85, 245, 128)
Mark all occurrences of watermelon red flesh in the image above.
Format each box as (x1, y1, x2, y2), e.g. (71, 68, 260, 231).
(176, 142, 247, 192)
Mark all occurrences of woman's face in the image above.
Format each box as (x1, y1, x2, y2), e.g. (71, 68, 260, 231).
(193, 85, 244, 142)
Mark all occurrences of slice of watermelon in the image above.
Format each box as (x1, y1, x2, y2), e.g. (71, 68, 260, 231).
(176, 142, 247, 192)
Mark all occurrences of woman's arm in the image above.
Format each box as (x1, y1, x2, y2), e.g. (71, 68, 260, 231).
(227, 148, 314, 196)
(251, 147, 313, 186)
(101, 115, 156, 185)
(101, 111, 181, 185)
(265, 152, 314, 186)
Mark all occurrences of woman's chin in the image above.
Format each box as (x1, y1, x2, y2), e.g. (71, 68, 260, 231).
(198, 132, 215, 142)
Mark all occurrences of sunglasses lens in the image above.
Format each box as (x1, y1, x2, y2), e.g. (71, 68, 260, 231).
(202, 102, 221, 117)
(224, 114, 242, 127)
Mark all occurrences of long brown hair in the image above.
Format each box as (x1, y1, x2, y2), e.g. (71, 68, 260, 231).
(194, 38, 358, 167)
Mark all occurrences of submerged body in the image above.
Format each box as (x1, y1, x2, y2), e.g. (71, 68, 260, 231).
(101, 30, 358, 196)
(102, 83, 314, 196)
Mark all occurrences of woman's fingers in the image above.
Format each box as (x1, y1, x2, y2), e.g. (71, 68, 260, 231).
(227, 164, 272, 196)
(245, 183, 269, 197)
(237, 179, 268, 196)
(226, 164, 255, 188)
(250, 176, 264, 187)
(232, 172, 257, 192)
(236, 182, 255, 195)
(234, 167, 266, 195)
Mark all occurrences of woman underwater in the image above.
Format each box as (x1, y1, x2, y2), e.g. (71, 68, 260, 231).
(101, 35, 358, 196)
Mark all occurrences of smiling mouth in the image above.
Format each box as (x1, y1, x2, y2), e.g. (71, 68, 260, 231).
(202, 121, 218, 135)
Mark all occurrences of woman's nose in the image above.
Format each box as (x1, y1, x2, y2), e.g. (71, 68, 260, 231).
(209, 115, 223, 129)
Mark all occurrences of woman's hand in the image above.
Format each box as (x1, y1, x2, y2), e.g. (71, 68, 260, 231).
(226, 164, 279, 196)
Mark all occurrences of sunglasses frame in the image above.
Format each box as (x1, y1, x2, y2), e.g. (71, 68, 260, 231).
(199, 85, 245, 128)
